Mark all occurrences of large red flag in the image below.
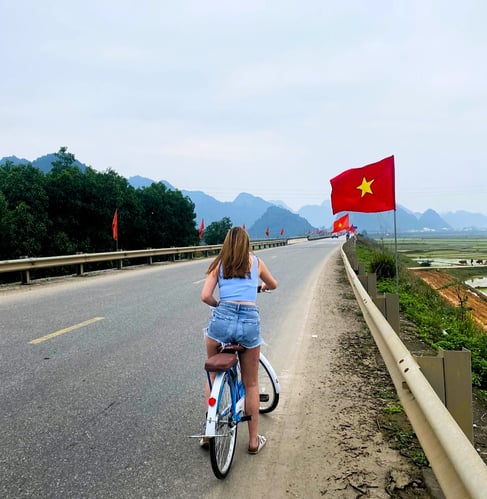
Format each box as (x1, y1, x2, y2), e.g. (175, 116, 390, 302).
(330, 156, 395, 214)
(332, 213, 349, 233)
(112, 209, 118, 241)
(198, 218, 205, 239)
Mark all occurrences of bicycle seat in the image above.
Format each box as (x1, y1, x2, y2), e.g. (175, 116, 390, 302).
(205, 352, 238, 371)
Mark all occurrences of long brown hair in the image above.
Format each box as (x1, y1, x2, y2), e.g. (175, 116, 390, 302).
(207, 227, 251, 278)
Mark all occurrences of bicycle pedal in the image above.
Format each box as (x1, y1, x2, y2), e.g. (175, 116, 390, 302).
(259, 394, 270, 402)
(241, 415, 252, 422)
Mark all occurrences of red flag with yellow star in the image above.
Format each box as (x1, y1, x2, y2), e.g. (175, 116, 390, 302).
(330, 156, 395, 214)
(332, 213, 349, 233)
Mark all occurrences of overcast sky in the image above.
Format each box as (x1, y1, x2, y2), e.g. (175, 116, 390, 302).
(2, 1, 486, 215)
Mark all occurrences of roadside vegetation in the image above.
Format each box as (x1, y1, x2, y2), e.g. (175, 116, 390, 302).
(349, 234, 487, 475)
(354, 235, 487, 394)
(0, 148, 200, 261)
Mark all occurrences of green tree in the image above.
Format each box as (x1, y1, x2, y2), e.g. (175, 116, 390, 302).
(0, 147, 200, 258)
(76, 167, 141, 251)
(203, 217, 233, 245)
(45, 161, 88, 253)
(137, 183, 198, 248)
(99, 169, 144, 251)
(7, 202, 44, 257)
(51, 146, 77, 171)
(0, 161, 49, 257)
(0, 191, 12, 259)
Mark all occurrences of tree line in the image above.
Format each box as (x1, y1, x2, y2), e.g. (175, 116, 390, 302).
(0, 148, 200, 260)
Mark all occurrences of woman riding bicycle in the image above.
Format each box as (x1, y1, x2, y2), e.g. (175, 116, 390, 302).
(200, 226, 278, 454)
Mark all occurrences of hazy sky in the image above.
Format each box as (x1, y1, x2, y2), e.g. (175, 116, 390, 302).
(2, 1, 486, 215)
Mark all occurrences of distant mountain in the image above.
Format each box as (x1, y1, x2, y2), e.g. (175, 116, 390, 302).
(2, 152, 487, 233)
(248, 206, 314, 239)
(418, 209, 452, 231)
(128, 175, 157, 188)
(337, 206, 450, 235)
(182, 191, 274, 229)
(298, 200, 333, 228)
(440, 210, 487, 231)
(269, 200, 295, 212)
(0, 155, 30, 166)
(0, 153, 86, 172)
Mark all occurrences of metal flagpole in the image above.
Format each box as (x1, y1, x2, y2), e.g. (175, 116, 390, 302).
(394, 208, 399, 293)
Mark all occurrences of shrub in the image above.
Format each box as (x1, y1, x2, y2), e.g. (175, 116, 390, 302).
(370, 252, 396, 279)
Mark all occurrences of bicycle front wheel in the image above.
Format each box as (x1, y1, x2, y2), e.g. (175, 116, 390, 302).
(259, 355, 279, 413)
(209, 371, 237, 479)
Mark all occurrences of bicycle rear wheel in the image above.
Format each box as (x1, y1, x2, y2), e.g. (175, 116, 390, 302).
(258, 355, 279, 413)
(209, 371, 237, 479)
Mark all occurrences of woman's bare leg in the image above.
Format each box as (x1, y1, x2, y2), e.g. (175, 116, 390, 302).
(239, 346, 261, 450)
(205, 337, 220, 400)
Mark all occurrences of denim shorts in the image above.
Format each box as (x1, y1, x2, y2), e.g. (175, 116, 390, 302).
(206, 301, 262, 349)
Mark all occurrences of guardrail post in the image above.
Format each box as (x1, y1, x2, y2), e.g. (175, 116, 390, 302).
(414, 347, 473, 443)
(373, 293, 400, 333)
(349, 253, 358, 272)
(358, 271, 376, 297)
(19, 256, 31, 284)
(75, 252, 84, 275)
(357, 262, 365, 277)
(21, 269, 31, 284)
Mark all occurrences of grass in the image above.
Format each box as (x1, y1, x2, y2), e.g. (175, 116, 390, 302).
(354, 235, 487, 391)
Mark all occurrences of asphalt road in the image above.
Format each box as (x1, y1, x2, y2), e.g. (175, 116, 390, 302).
(0, 238, 340, 498)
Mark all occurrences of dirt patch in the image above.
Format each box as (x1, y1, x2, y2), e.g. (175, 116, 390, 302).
(263, 254, 487, 498)
(411, 269, 487, 331)
(240, 252, 435, 499)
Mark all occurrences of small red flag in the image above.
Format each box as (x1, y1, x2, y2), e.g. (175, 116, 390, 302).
(332, 213, 349, 233)
(280, 227, 284, 236)
(198, 219, 205, 239)
(112, 209, 118, 241)
(265, 227, 270, 237)
(242, 223, 246, 230)
(330, 156, 395, 214)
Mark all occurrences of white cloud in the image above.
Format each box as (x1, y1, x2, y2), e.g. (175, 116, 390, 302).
(1, 0, 487, 214)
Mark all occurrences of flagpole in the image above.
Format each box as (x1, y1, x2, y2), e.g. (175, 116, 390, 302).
(394, 208, 399, 293)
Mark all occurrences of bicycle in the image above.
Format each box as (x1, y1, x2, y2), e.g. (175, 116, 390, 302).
(202, 344, 280, 479)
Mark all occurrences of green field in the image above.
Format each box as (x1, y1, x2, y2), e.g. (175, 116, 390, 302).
(379, 236, 487, 262)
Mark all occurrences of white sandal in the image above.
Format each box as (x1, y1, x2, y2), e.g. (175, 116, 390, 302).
(248, 434, 266, 454)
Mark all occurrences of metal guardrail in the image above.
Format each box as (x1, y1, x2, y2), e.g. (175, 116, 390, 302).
(341, 245, 487, 498)
(0, 239, 287, 283)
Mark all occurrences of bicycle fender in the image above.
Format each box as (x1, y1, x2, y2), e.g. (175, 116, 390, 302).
(260, 352, 280, 394)
(205, 371, 226, 437)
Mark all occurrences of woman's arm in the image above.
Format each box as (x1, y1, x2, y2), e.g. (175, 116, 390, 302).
(257, 258, 278, 292)
(201, 268, 219, 307)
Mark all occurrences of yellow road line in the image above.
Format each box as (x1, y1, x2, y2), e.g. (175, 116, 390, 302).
(29, 317, 105, 345)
